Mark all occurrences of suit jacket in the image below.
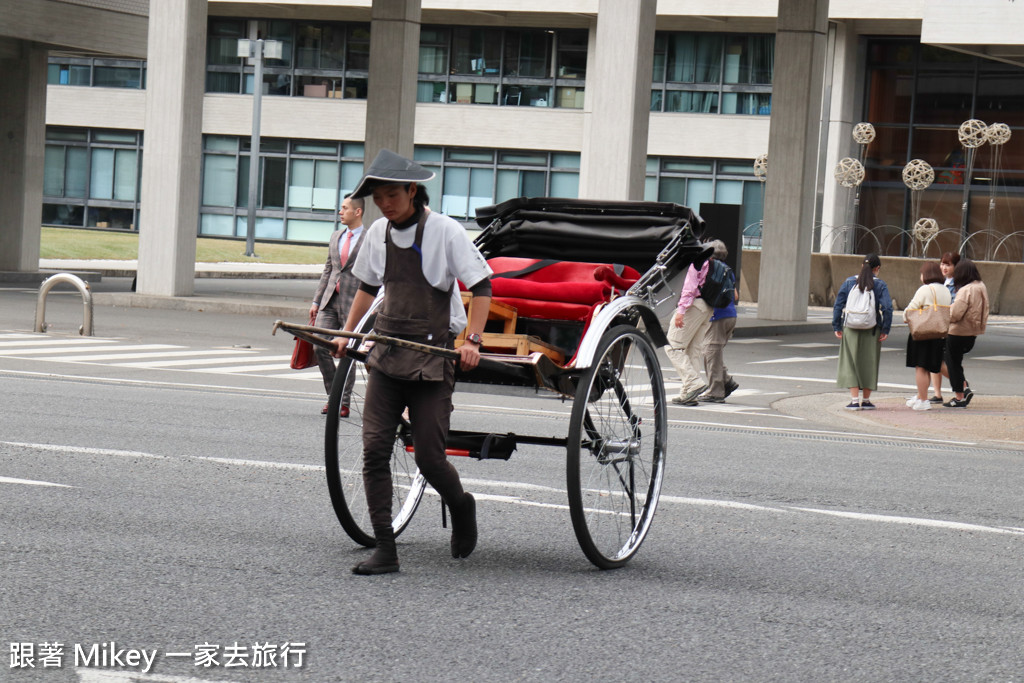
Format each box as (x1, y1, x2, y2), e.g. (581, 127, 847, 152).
(314, 227, 364, 315)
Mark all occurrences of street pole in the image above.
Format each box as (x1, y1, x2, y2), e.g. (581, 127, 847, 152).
(244, 39, 265, 258)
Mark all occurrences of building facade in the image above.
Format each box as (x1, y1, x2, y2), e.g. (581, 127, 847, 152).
(33, 1, 1024, 264)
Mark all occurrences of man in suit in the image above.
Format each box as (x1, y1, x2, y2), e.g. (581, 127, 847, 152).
(310, 194, 364, 415)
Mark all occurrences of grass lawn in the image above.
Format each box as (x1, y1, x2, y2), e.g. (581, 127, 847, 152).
(40, 227, 327, 264)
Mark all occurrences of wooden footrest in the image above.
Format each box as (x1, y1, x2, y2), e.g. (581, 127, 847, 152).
(455, 332, 565, 364)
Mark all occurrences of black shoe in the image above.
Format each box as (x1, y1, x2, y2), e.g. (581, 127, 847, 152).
(844, 401, 861, 411)
(860, 400, 876, 410)
(724, 380, 739, 398)
(928, 396, 943, 404)
(352, 526, 399, 575)
(449, 493, 477, 559)
(698, 394, 725, 403)
(943, 397, 968, 408)
(963, 387, 974, 406)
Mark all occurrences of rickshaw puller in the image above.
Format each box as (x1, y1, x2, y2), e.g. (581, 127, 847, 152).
(333, 149, 493, 575)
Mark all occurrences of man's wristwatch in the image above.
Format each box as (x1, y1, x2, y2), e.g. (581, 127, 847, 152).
(466, 332, 482, 346)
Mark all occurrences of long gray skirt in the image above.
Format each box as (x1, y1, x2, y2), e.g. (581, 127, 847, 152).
(836, 327, 881, 390)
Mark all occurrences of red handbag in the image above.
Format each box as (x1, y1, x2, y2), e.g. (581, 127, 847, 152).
(290, 337, 317, 370)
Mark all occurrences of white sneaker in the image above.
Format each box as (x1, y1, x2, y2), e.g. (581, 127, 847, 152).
(906, 397, 917, 407)
(912, 399, 931, 411)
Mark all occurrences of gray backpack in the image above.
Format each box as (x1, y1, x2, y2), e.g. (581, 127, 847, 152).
(843, 282, 876, 330)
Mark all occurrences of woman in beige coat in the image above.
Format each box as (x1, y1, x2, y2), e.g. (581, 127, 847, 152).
(943, 258, 989, 408)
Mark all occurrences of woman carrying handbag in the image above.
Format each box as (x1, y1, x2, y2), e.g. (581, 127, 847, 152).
(903, 261, 951, 411)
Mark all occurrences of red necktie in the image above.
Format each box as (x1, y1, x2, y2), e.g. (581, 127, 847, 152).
(336, 230, 352, 292)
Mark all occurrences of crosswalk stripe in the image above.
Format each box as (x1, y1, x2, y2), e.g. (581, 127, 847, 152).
(0, 344, 182, 357)
(0, 338, 114, 348)
(41, 349, 257, 363)
(203, 363, 294, 373)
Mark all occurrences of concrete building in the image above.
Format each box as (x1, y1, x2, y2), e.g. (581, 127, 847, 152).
(3, 0, 1024, 315)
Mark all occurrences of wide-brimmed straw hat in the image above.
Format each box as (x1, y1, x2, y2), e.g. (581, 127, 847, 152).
(350, 148, 435, 198)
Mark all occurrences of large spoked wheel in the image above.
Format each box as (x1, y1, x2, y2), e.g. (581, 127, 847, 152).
(324, 325, 426, 547)
(567, 324, 667, 569)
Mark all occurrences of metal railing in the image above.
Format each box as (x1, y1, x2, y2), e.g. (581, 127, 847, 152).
(35, 273, 93, 336)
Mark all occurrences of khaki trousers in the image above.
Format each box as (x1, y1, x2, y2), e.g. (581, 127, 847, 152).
(665, 298, 713, 399)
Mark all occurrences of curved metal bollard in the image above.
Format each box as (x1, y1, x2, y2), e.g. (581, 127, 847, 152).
(35, 273, 94, 336)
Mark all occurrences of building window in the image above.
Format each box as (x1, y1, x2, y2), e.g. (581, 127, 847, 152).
(860, 38, 1024, 259)
(413, 147, 580, 221)
(200, 136, 365, 242)
(206, 18, 370, 99)
(47, 57, 146, 89)
(42, 127, 142, 230)
(650, 32, 773, 115)
(416, 27, 587, 108)
(645, 157, 763, 246)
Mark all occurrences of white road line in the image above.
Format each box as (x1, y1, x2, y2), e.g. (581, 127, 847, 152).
(9, 440, 1019, 538)
(202, 363, 292, 373)
(261, 372, 325, 380)
(782, 342, 836, 349)
(1, 344, 181, 357)
(975, 355, 1024, 362)
(0, 441, 167, 459)
(0, 475, 74, 488)
(728, 338, 782, 344)
(751, 355, 837, 364)
(76, 669, 234, 682)
(119, 354, 284, 368)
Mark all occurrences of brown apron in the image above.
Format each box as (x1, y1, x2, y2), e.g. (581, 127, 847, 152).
(367, 212, 454, 382)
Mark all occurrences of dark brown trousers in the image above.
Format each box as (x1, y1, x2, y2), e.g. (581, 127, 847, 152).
(361, 366, 465, 528)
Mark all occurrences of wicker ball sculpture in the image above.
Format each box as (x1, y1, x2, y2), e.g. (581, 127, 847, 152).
(912, 217, 939, 242)
(753, 153, 768, 181)
(902, 159, 935, 191)
(958, 119, 988, 149)
(986, 122, 1012, 146)
(834, 157, 865, 188)
(852, 122, 876, 145)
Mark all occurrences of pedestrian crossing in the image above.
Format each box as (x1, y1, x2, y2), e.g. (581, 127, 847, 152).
(0, 332, 323, 381)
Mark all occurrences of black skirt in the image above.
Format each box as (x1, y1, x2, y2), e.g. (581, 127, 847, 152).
(905, 336, 945, 373)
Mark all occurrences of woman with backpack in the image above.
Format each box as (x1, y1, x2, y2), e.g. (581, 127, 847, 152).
(832, 253, 893, 410)
(903, 261, 952, 411)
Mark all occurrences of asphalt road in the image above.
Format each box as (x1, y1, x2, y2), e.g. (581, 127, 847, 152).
(2, 285, 1023, 682)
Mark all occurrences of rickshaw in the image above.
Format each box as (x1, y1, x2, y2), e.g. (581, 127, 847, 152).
(278, 198, 708, 568)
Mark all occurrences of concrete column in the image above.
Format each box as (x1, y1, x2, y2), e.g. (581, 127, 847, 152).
(819, 21, 861, 254)
(757, 0, 829, 321)
(0, 42, 46, 272)
(578, 0, 656, 200)
(362, 0, 420, 222)
(136, 0, 207, 296)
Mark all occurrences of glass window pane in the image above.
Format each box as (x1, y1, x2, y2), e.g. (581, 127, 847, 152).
(342, 143, 364, 159)
(556, 86, 584, 109)
(447, 149, 493, 163)
(200, 213, 235, 236)
(44, 147, 65, 196)
(499, 151, 546, 165)
(94, 130, 137, 144)
(418, 28, 449, 74)
(505, 30, 550, 78)
(347, 25, 370, 71)
(207, 72, 240, 94)
(469, 167, 494, 217)
(658, 177, 686, 204)
(43, 203, 83, 226)
(664, 159, 713, 173)
(742, 181, 764, 233)
(69, 65, 91, 86)
(644, 176, 658, 202)
(715, 179, 743, 204)
(255, 216, 285, 239)
(94, 66, 141, 88)
(262, 157, 286, 209)
(48, 129, 88, 142)
(65, 148, 87, 198)
(237, 156, 249, 207)
(207, 20, 245, 66)
(550, 171, 579, 198)
(724, 36, 774, 85)
(295, 24, 321, 69)
(652, 34, 666, 83)
(552, 153, 580, 169)
(340, 160, 364, 196)
(287, 219, 335, 242)
(203, 155, 238, 207)
(90, 148, 114, 199)
(441, 166, 469, 218)
(113, 149, 138, 201)
(205, 135, 238, 152)
(288, 158, 314, 209)
(419, 164, 442, 208)
(47, 63, 61, 85)
(666, 90, 718, 114)
(451, 27, 501, 75)
(293, 142, 337, 155)
(414, 146, 443, 162)
(556, 30, 588, 78)
(914, 71, 974, 125)
(688, 178, 714, 213)
(262, 20, 294, 67)
(495, 169, 519, 203)
(313, 160, 339, 210)
(321, 25, 345, 69)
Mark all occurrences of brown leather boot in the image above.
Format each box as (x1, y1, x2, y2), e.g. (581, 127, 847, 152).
(352, 525, 399, 575)
(449, 493, 477, 559)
